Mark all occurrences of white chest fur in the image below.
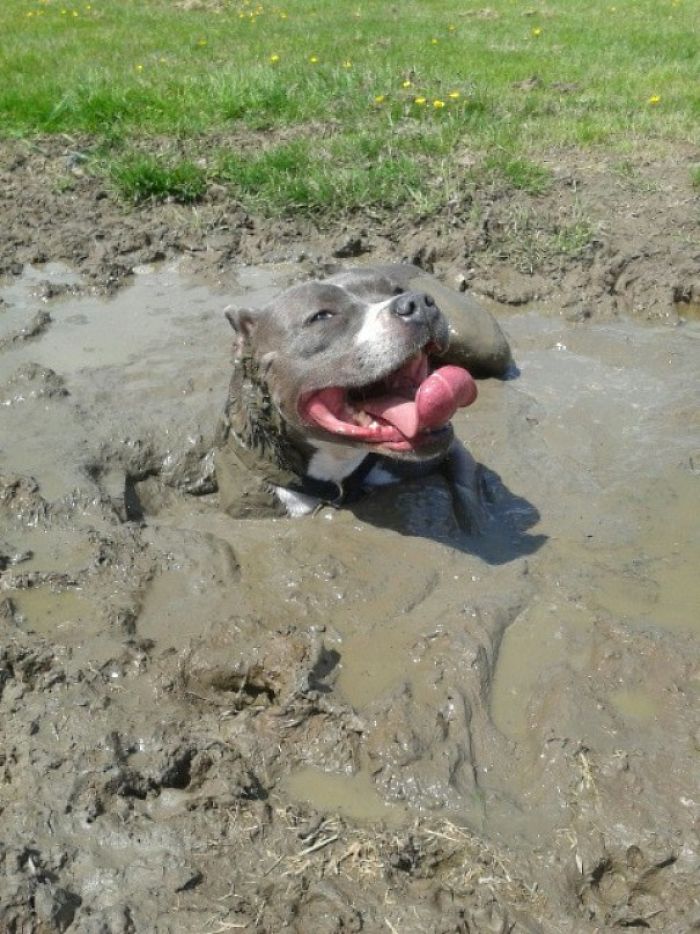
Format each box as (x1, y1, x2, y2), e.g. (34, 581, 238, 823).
(273, 442, 401, 516)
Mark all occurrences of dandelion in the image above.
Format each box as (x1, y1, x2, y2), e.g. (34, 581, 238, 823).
(414, 97, 427, 106)
(342, 60, 352, 68)
(269, 54, 280, 63)
(448, 91, 461, 99)
(374, 94, 386, 104)
(197, 38, 208, 46)
(433, 99, 446, 109)
(648, 94, 661, 105)
(448, 24, 456, 31)
(402, 80, 412, 88)
(135, 64, 144, 71)
(531, 27, 542, 37)
(309, 55, 319, 63)
(431, 38, 439, 45)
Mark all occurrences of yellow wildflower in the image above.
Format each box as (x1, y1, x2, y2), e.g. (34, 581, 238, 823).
(448, 91, 460, 99)
(648, 94, 661, 105)
(269, 54, 280, 63)
(433, 99, 446, 109)
(414, 97, 427, 106)
(342, 60, 352, 68)
(197, 38, 208, 46)
(531, 27, 542, 37)
(374, 94, 385, 104)
(402, 80, 412, 88)
(309, 55, 319, 63)
(431, 38, 439, 45)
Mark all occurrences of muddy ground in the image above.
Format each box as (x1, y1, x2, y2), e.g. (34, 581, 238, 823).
(2, 136, 700, 319)
(0, 137, 699, 933)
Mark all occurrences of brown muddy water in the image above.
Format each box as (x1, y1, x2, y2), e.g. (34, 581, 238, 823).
(1, 262, 699, 932)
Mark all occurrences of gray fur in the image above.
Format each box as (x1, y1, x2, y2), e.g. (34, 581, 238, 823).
(215, 264, 512, 517)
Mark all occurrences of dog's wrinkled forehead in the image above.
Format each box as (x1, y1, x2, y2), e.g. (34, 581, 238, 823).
(245, 280, 374, 350)
(325, 268, 401, 302)
(270, 281, 365, 323)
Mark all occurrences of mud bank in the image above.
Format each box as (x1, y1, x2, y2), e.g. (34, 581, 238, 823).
(1, 261, 699, 932)
(2, 138, 700, 325)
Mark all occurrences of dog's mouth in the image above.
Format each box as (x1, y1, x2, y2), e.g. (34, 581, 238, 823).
(298, 350, 477, 451)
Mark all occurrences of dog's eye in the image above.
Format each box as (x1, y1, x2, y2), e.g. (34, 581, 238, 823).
(305, 309, 335, 325)
(392, 287, 405, 296)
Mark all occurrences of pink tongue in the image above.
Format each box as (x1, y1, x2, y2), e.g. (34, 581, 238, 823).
(363, 365, 477, 439)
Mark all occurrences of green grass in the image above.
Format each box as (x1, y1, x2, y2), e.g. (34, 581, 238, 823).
(484, 156, 552, 195)
(215, 138, 427, 214)
(1, 0, 697, 213)
(110, 153, 207, 203)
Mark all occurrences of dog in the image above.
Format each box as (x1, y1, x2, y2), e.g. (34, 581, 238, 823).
(215, 264, 512, 520)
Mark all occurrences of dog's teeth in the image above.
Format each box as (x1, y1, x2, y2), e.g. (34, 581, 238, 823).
(354, 411, 381, 430)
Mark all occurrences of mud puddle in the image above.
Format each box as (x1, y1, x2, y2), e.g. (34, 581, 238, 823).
(1, 263, 698, 932)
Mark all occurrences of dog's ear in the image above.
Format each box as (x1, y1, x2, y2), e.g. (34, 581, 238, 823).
(224, 306, 258, 351)
(224, 306, 256, 337)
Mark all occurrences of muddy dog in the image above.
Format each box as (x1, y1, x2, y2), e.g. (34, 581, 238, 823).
(215, 264, 512, 521)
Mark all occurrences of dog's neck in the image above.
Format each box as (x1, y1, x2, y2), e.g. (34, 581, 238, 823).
(221, 351, 311, 482)
(306, 442, 367, 484)
(220, 351, 373, 503)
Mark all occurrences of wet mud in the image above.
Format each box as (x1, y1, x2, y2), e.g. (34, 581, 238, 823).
(1, 259, 699, 933)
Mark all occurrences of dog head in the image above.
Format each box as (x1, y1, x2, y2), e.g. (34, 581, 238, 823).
(225, 269, 478, 463)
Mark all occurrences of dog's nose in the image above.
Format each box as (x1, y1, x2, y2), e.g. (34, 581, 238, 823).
(390, 291, 436, 320)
